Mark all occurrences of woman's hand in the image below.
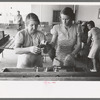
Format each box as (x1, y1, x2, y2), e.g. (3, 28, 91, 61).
(64, 54, 76, 67)
(29, 46, 41, 54)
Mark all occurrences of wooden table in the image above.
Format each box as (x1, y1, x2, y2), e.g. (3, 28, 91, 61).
(0, 38, 99, 81)
(0, 67, 100, 81)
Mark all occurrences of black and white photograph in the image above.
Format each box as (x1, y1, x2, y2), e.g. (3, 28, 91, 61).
(0, 2, 100, 81)
(0, 2, 100, 98)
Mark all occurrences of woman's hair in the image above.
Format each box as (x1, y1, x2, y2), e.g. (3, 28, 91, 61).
(87, 20, 95, 27)
(60, 7, 75, 20)
(17, 10, 20, 13)
(25, 13, 40, 25)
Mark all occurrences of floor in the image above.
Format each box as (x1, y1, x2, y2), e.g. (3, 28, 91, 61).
(0, 24, 89, 72)
(0, 24, 17, 70)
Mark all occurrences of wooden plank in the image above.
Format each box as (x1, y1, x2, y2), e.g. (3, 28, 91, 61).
(8, 39, 15, 49)
(1, 68, 100, 80)
(0, 38, 15, 50)
(1, 72, 100, 77)
(0, 76, 100, 81)
(0, 34, 10, 48)
(2, 67, 85, 72)
(12, 43, 15, 48)
(9, 40, 15, 49)
(5, 38, 14, 48)
(0, 39, 11, 49)
(2, 67, 36, 72)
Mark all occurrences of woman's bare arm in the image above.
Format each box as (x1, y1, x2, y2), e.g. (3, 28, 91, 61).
(14, 43, 41, 54)
(71, 35, 81, 56)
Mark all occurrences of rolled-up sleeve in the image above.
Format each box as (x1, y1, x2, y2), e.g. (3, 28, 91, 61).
(50, 25, 58, 36)
(15, 32, 24, 46)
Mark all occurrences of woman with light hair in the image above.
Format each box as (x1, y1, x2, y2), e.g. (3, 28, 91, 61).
(14, 13, 46, 68)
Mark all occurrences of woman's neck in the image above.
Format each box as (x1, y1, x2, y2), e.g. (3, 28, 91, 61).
(64, 22, 72, 29)
(26, 29, 36, 35)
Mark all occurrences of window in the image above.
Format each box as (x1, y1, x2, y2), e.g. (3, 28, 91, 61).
(53, 10, 61, 22)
